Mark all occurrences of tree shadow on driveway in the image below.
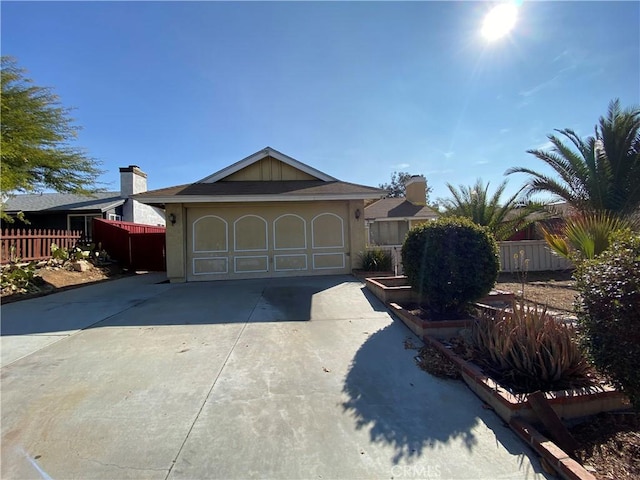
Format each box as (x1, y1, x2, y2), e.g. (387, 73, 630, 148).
(341, 321, 548, 474)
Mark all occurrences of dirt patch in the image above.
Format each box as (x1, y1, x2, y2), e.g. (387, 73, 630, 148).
(571, 413, 640, 480)
(1, 263, 133, 304)
(496, 270, 578, 312)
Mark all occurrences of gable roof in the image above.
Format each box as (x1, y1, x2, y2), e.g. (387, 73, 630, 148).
(134, 147, 385, 205)
(3, 192, 125, 214)
(198, 147, 337, 183)
(365, 198, 438, 220)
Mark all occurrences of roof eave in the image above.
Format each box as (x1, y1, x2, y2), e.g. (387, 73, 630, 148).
(135, 193, 383, 205)
(98, 199, 126, 212)
(365, 215, 438, 222)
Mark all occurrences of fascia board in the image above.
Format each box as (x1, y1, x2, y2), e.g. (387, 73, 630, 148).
(135, 193, 383, 204)
(366, 216, 437, 222)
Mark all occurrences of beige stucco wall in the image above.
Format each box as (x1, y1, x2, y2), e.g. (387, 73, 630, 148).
(348, 199, 366, 270)
(165, 203, 187, 283)
(165, 200, 367, 282)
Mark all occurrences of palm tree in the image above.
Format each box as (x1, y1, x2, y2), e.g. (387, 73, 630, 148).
(541, 211, 633, 261)
(440, 178, 544, 241)
(506, 99, 640, 216)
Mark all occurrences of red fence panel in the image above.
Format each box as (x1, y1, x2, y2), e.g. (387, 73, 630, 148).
(93, 219, 131, 266)
(129, 233, 166, 271)
(93, 219, 166, 271)
(95, 219, 165, 234)
(1, 229, 82, 263)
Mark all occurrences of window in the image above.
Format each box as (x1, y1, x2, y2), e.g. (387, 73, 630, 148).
(108, 214, 122, 221)
(67, 214, 101, 240)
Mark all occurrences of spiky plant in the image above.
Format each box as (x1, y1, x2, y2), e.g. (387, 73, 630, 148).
(472, 301, 591, 393)
(541, 212, 632, 261)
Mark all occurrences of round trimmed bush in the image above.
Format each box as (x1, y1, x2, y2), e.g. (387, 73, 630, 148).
(574, 231, 640, 409)
(401, 216, 499, 316)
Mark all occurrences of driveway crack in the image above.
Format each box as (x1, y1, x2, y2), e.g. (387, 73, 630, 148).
(79, 456, 167, 472)
(164, 288, 262, 480)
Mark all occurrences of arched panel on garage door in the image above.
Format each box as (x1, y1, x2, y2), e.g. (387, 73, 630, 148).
(193, 215, 228, 253)
(311, 213, 344, 248)
(234, 215, 268, 251)
(273, 214, 308, 272)
(273, 214, 306, 250)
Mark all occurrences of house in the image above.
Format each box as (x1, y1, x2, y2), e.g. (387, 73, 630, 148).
(2, 166, 165, 239)
(364, 175, 438, 245)
(505, 202, 572, 241)
(134, 147, 385, 282)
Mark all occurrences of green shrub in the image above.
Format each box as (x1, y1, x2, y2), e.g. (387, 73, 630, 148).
(51, 243, 96, 263)
(50, 243, 70, 261)
(359, 248, 392, 271)
(0, 262, 38, 294)
(472, 302, 591, 393)
(574, 231, 640, 409)
(401, 216, 499, 315)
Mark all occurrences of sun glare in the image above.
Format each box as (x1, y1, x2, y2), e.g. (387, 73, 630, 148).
(481, 3, 518, 42)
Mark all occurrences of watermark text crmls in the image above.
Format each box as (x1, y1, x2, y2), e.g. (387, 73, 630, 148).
(390, 464, 442, 479)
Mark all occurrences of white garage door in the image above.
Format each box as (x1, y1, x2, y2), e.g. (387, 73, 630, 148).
(186, 203, 350, 281)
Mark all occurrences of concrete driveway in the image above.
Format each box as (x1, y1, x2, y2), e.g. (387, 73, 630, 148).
(1, 274, 548, 480)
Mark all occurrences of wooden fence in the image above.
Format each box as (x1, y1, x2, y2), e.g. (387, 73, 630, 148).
(93, 219, 166, 271)
(366, 239, 573, 275)
(498, 240, 573, 273)
(1, 229, 83, 263)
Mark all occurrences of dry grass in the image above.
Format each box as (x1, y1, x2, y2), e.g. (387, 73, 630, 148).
(496, 270, 578, 313)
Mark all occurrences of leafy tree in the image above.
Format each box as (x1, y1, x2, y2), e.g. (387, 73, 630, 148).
(439, 178, 545, 241)
(1, 56, 103, 220)
(379, 171, 433, 203)
(506, 99, 640, 216)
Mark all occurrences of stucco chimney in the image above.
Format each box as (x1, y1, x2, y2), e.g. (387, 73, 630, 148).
(119, 165, 148, 198)
(119, 165, 148, 223)
(405, 175, 426, 205)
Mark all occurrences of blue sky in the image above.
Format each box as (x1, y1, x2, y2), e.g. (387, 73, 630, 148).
(2, 1, 639, 203)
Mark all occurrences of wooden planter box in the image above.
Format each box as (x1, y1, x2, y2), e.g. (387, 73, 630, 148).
(423, 336, 630, 424)
(365, 275, 516, 307)
(364, 276, 419, 304)
(351, 270, 395, 283)
(389, 302, 473, 340)
(366, 277, 515, 340)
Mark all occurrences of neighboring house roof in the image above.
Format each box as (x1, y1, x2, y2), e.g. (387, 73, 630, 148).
(365, 197, 438, 220)
(503, 201, 574, 222)
(3, 192, 125, 214)
(134, 147, 385, 205)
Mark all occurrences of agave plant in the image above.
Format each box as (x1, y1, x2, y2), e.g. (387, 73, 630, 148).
(472, 301, 590, 393)
(541, 212, 632, 261)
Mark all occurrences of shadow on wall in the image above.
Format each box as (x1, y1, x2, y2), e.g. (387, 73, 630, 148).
(340, 322, 548, 475)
